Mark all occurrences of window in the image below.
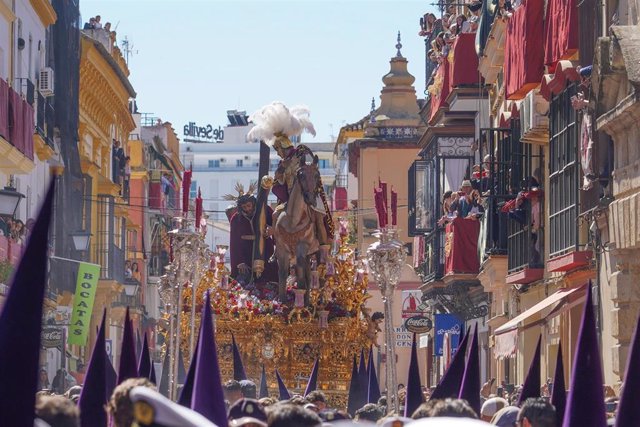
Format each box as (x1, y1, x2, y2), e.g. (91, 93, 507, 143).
(318, 159, 330, 169)
(208, 160, 220, 168)
(190, 180, 197, 199)
(549, 83, 579, 258)
(236, 159, 243, 167)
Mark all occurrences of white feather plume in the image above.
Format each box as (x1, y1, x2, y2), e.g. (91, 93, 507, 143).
(247, 102, 316, 145)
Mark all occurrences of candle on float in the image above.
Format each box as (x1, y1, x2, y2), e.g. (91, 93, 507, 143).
(391, 188, 398, 226)
(182, 169, 192, 216)
(311, 271, 320, 289)
(379, 179, 389, 225)
(195, 187, 203, 231)
(374, 187, 386, 228)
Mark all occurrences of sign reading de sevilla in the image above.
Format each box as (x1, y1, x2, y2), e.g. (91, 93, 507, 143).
(404, 315, 433, 334)
(68, 262, 101, 346)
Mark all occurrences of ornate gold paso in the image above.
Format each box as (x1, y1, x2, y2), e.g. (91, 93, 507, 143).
(159, 235, 375, 409)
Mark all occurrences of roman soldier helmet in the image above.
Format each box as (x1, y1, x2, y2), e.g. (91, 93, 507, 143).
(246, 102, 316, 147)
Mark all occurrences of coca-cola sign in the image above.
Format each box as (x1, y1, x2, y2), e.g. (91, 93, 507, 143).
(404, 316, 433, 334)
(41, 327, 63, 348)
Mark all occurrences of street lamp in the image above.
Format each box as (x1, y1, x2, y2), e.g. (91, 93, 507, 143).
(367, 227, 406, 414)
(69, 231, 92, 252)
(0, 186, 25, 218)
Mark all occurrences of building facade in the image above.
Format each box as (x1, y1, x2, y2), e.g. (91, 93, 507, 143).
(409, 0, 640, 393)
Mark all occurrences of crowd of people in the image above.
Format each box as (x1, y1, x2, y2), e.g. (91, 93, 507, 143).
(83, 15, 113, 33)
(31, 375, 568, 427)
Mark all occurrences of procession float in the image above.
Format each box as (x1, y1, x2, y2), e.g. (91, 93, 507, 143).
(156, 103, 385, 408)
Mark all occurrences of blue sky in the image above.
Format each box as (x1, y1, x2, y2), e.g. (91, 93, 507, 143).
(81, 1, 437, 142)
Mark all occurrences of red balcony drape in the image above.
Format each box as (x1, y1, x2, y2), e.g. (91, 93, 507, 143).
(333, 187, 348, 211)
(444, 217, 480, 275)
(149, 182, 162, 210)
(504, 0, 544, 100)
(544, 0, 578, 67)
(8, 89, 23, 151)
(0, 79, 8, 140)
(429, 58, 450, 122)
(21, 102, 34, 160)
(450, 33, 480, 88)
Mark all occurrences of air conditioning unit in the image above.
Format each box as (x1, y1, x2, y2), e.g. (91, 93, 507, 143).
(521, 89, 549, 144)
(38, 67, 54, 96)
(244, 155, 249, 160)
(220, 158, 226, 163)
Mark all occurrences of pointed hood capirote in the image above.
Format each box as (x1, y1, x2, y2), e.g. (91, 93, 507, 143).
(259, 364, 269, 399)
(551, 343, 566, 427)
(78, 310, 108, 427)
(562, 282, 606, 427)
(190, 292, 228, 427)
(458, 325, 480, 416)
(138, 332, 152, 380)
(518, 336, 542, 405)
(430, 326, 470, 400)
(232, 334, 247, 381)
(404, 334, 424, 417)
(0, 181, 54, 427)
(276, 369, 291, 401)
(615, 314, 640, 427)
(347, 355, 361, 415)
(117, 307, 139, 385)
(304, 358, 320, 397)
(367, 346, 381, 404)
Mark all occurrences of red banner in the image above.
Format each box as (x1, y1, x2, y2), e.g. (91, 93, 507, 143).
(444, 217, 480, 275)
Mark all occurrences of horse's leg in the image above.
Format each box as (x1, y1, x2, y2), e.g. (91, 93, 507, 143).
(296, 242, 310, 306)
(277, 247, 289, 302)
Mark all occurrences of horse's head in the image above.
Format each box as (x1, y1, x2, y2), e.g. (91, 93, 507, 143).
(297, 155, 320, 207)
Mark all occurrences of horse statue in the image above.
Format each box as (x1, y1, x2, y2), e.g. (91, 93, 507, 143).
(272, 155, 321, 304)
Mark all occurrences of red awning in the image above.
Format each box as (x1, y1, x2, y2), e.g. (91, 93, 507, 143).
(504, 0, 544, 100)
(539, 60, 580, 101)
(544, 0, 578, 67)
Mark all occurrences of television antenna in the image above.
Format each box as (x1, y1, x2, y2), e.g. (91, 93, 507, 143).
(121, 36, 138, 65)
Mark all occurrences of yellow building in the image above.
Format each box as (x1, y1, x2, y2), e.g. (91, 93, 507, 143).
(77, 28, 138, 362)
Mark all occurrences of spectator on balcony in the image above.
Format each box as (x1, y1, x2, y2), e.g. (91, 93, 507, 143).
(0, 217, 8, 237)
(437, 190, 458, 227)
(451, 180, 475, 218)
(83, 18, 96, 30)
(94, 15, 103, 29)
(456, 14, 472, 33)
(419, 13, 438, 37)
(11, 219, 25, 244)
(467, 190, 485, 219)
(467, 1, 482, 32)
(124, 156, 131, 198)
(104, 22, 112, 33)
(112, 140, 125, 184)
(441, 13, 451, 31)
(131, 262, 141, 282)
(124, 260, 133, 279)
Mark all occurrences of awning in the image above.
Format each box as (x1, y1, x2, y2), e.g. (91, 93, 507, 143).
(495, 284, 587, 335)
(493, 285, 586, 358)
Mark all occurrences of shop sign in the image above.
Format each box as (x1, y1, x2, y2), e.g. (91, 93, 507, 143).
(41, 327, 63, 348)
(404, 315, 433, 334)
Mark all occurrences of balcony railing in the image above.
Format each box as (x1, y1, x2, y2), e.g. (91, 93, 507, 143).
(36, 92, 55, 147)
(417, 229, 445, 283)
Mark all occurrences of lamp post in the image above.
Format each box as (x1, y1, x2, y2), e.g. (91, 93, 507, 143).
(69, 231, 92, 257)
(367, 227, 406, 414)
(0, 185, 25, 218)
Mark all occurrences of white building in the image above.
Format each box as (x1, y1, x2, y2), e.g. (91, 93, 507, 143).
(179, 111, 336, 264)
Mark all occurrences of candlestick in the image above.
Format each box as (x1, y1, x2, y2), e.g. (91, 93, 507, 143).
(318, 310, 329, 328)
(182, 169, 192, 217)
(294, 289, 306, 308)
(195, 188, 203, 231)
(311, 271, 320, 289)
(391, 188, 398, 226)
